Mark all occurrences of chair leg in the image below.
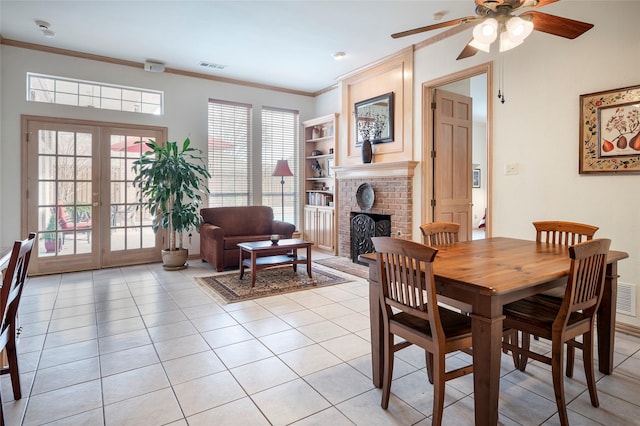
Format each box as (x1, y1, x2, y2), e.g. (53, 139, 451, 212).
(505, 330, 521, 370)
(518, 332, 531, 372)
(0, 385, 4, 426)
(582, 332, 600, 408)
(566, 341, 575, 378)
(381, 330, 394, 409)
(551, 339, 569, 426)
(6, 334, 21, 400)
(431, 352, 446, 426)
(426, 352, 434, 384)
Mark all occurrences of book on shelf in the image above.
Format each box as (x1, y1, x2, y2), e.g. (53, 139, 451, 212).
(307, 192, 333, 207)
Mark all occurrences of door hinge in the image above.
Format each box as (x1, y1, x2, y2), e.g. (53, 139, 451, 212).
(431, 101, 436, 110)
(431, 150, 436, 158)
(431, 199, 436, 207)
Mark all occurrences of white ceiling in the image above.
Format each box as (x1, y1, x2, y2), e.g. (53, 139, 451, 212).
(0, 1, 485, 94)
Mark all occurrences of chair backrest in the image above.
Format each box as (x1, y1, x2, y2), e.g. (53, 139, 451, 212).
(372, 237, 444, 342)
(420, 222, 460, 246)
(533, 221, 598, 245)
(0, 233, 36, 347)
(557, 238, 610, 327)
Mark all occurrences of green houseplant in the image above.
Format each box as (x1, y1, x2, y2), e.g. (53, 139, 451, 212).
(43, 214, 61, 253)
(132, 137, 210, 269)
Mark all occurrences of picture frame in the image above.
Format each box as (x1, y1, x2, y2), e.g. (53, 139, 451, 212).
(326, 158, 334, 177)
(354, 92, 394, 146)
(579, 84, 640, 174)
(472, 168, 481, 188)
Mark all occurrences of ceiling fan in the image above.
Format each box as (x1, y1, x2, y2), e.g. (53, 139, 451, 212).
(391, 0, 594, 60)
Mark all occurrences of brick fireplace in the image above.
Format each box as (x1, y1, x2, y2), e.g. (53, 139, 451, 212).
(334, 161, 418, 259)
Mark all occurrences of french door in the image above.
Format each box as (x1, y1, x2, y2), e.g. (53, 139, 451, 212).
(22, 116, 167, 275)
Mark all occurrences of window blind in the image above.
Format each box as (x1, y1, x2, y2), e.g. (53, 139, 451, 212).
(207, 99, 252, 207)
(262, 106, 299, 226)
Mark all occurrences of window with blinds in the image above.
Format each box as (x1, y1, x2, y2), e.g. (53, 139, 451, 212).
(207, 99, 252, 207)
(262, 107, 299, 226)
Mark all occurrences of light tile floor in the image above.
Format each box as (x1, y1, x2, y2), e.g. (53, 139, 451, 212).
(4, 254, 640, 425)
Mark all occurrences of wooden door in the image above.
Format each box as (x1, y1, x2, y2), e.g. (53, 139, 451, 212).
(23, 117, 165, 274)
(432, 89, 473, 240)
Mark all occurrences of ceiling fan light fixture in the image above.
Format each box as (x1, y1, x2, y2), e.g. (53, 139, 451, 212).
(506, 16, 533, 41)
(499, 31, 523, 52)
(472, 18, 498, 43)
(469, 38, 492, 53)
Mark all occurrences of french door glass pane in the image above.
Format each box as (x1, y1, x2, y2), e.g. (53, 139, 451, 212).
(109, 134, 155, 250)
(36, 130, 93, 257)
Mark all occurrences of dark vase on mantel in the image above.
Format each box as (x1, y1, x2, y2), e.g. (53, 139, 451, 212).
(361, 139, 372, 164)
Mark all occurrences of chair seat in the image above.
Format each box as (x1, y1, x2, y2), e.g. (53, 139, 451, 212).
(504, 295, 589, 339)
(391, 305, 472, 340)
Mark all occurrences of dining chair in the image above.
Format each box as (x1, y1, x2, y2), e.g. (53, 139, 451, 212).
(372, 236, 473, 426)
(419, 221, 473, 315)
(0, 232, 35, 426)
(502, 238, 610, 426)
(534, 221, 598, 245)
(520, 221, 600, 362)
(419, 222, 460, 246)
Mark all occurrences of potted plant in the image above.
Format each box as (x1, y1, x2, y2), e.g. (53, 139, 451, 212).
(43, 214, 61, 253)
(132, 137, 210, 269)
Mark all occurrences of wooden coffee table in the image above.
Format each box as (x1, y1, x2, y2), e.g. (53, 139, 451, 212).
(238, 239, 313, 287)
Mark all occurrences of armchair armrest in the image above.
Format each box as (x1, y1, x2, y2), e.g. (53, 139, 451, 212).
(272, 220, 295, 238)
(200, 223, 226, 271)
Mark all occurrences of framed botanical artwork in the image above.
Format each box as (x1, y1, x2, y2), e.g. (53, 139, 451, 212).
(472, 168, 481, 188)
(579, 84, 640, 174)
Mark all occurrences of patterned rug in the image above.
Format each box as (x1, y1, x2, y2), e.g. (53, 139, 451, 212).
(195, 267, 352, 304)
(313, 256, 370, 279)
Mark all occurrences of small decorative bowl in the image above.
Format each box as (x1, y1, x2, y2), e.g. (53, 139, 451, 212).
(270, 234, 280, 245)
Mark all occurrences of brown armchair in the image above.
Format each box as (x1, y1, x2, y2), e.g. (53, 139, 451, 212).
(200, 206, 295, 271)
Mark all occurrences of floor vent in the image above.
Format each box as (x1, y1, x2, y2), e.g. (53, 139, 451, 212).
(617, 282, 636, 317)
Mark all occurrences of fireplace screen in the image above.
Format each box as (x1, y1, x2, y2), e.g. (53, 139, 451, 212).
(351, 212, 391, 264)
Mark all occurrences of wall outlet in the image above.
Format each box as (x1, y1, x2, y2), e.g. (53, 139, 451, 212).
(504, 163, 518, 175)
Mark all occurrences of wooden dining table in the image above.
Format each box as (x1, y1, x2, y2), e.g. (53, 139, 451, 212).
(359, 237, 629, 426)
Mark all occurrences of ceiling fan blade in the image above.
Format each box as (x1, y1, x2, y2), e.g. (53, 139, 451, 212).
(391, 16, 477, 39)
(415, 21, 476, 49)
(521, 11, 594, 39)
(457, 40, 479, 60)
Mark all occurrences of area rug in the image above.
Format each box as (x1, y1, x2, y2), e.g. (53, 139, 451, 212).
(195, 267, 352, 304)
(313, 256, 370, 279)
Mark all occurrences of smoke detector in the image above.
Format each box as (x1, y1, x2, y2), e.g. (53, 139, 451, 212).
(35, 20, 55, 38)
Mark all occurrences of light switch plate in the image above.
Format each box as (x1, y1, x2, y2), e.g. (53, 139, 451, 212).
(505, 163, 518, 175)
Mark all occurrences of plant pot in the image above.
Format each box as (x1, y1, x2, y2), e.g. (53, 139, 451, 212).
(162, 248, 189, 270)
(44, 238, 61, 253)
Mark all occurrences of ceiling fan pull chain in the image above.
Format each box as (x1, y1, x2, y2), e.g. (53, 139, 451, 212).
(498, 58, 506, 104)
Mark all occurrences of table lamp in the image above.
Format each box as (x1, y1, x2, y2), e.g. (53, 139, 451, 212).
(272, 160, 293, 222)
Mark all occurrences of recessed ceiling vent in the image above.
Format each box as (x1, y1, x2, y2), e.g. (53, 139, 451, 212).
(200, 62, 227, 70)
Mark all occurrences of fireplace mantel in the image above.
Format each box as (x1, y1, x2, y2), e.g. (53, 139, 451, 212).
(333, 161, 418, 180)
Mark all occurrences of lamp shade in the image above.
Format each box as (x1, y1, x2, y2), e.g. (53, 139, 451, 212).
(272, 159, 293, 177)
